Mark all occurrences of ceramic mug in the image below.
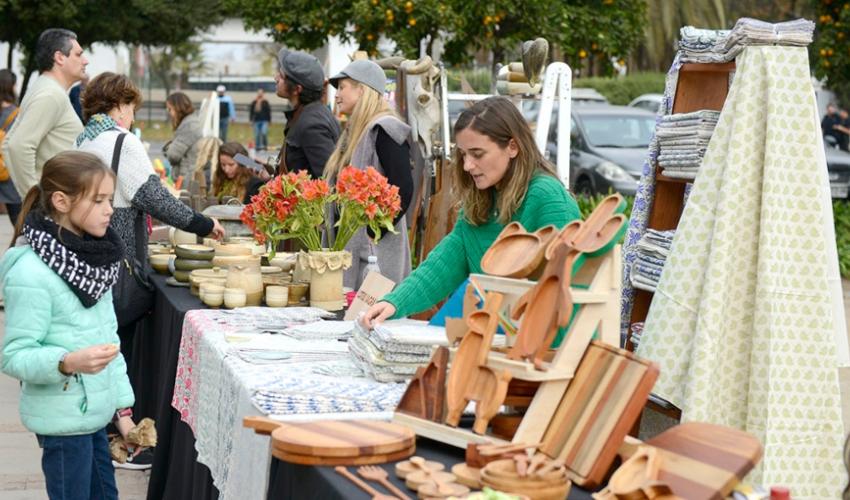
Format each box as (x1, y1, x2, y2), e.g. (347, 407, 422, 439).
(224, 288, 247, 309)
(265, 286, 289, 307)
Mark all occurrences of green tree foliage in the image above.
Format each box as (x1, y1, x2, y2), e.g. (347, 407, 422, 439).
(0, 0, 225, 97)
(233, 0, 646, 76)
(146, 41, 208, 97)
(813, 0, 850, 105)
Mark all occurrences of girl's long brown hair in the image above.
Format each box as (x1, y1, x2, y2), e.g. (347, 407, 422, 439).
(452, 96, 557, 225)
(212, 142, 252, 201)
(166, 92, 195, 130)
(12, 151, 114, 245)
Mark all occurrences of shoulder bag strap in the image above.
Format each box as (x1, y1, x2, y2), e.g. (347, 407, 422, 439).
(110, 132, 128, 174)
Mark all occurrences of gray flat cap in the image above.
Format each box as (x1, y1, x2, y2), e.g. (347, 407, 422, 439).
(277, 48, 324, 92)
(329, 60, 386, 95)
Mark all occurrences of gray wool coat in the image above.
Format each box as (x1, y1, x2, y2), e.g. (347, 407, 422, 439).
(164, 114, 202, 180)
(334, 115, 413, 290)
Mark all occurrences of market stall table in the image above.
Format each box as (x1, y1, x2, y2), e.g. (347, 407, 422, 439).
(267, 436, 596, 499)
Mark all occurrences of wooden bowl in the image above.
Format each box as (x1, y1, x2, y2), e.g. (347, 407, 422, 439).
(175, 244, 214, 261)
(395, 458, 445, 479)
(482, 459, 566, 482)
(174, 258, 214, 272)
(405, 470, 455, 490)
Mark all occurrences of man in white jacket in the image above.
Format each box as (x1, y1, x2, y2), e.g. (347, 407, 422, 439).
(2, 28, 87, 197)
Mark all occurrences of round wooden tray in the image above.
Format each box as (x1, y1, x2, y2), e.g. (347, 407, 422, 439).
(271, 444, 414, 466)
(270, 420, 415, 458)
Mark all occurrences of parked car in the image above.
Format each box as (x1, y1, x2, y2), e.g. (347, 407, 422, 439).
(537, 104, 654, 196)
(825, 136, 850, 199)
(628, 93, 663, 114)
(522, 88, 610, 125)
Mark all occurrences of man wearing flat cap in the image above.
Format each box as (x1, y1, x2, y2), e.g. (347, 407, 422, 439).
(273, 49, 340, 178)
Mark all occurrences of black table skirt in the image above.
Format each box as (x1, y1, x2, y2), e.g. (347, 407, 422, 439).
(267, 437, 594, 500)
(128, 274, 220, 500)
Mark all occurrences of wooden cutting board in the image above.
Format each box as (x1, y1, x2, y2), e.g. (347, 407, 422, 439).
(644, 422, 762, 500)
(271, 444, 415, 466)
(269, 420, 415, 458)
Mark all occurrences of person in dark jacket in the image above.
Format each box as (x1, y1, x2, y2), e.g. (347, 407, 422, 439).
(249, 88, 271, 151)
(273, 49, 340, 178)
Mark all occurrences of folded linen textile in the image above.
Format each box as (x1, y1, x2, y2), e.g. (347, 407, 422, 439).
(348, 331, 428, 383)
(635, 46, 844, 496)
(281, 320, 355, 341)
(251, 375, 405, 415)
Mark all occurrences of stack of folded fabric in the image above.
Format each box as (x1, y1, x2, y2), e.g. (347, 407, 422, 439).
(629, 322, 644, 349)
(678, 26, 731, 63)
(679, 18, 814, 64)
(348, 320, 447, 383)
(252, 376, 406, 415)
(630, 229, 675, 292)
(656, 110, 720, 179)
(720, 18, 815, 60)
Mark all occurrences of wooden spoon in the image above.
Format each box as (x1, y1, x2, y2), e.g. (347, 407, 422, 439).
(357, 465, 411, 500)
(514, 454, 528, 477)
(334, 466, 392, 499)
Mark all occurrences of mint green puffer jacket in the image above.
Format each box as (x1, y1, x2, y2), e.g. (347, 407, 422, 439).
(1, 245, 134, 436)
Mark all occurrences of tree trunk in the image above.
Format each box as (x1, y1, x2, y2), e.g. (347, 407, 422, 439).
(6, 43, 14, 70)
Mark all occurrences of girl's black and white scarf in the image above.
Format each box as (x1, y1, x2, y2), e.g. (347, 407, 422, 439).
(22, 212, 124, 308)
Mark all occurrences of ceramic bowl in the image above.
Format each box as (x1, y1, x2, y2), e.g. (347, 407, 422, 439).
(175, 244, 215, 261)
(261, 265, 283, 274)
(173, 269, 191, 282)
(287, 282, 309, 305)
(224, 288, 247, 309)
(150, 254, 174, 275)
(190, 267, 229, 281)
(268, 253, 297, 272)
(212, 255, 262, 269)
(214, 243, 253, 257)
(202, 291, 224, 308)
(174, 258, 214, 272)
(170, 227, 198, 246)
(191, 277, 227, 296)
(265, 285, 289, 302)
(265, 296, 288, 308)
(148, 243, 173, 256)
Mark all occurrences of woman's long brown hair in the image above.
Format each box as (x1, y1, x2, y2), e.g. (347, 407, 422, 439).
(166, 92, 195, 130)
(11, 151, 114, 245)
(212, 142, 252, 201)
(452, 96, 557, 226)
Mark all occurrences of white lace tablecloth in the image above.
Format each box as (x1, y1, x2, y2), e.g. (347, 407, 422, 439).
(171, 308, 407, 500)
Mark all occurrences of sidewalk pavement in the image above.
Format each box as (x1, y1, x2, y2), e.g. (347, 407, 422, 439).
(0, 216, 149, 499)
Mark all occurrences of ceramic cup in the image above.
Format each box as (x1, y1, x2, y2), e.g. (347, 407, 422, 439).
(224, 288, 247, 309)
(287, 282, 309, 305)
(265, 286, 289, 307)
(201, 284, 225, 308)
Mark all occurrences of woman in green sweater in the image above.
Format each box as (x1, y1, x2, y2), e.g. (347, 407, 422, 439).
(362, 96, 581, 326)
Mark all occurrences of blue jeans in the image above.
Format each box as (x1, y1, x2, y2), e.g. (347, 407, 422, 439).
(37, 429, 118, 500)
(219, 118, 229, 141)
(253, 120, 269, 150)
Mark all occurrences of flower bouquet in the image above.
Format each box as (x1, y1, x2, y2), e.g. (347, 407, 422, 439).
(240, 166, 401, 310)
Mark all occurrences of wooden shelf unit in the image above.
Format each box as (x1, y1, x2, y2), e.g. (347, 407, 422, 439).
(626, 61, 736, 420)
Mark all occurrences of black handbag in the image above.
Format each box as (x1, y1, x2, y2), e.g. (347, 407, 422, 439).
(110, 133, 155, 327)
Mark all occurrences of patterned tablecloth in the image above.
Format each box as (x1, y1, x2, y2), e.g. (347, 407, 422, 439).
(171, 307, 407, 500)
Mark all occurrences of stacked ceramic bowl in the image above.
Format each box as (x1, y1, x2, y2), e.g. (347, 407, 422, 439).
(173, 245, 215, 283)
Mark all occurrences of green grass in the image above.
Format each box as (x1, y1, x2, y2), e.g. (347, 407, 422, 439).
(135, 120, 285, 149)
(834, 200, 850, 278)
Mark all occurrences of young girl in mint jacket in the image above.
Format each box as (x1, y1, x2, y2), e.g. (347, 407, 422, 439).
(1, 151, 134, 500)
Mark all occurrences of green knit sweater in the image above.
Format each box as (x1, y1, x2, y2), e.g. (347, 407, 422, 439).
(384, 174, 581, 318)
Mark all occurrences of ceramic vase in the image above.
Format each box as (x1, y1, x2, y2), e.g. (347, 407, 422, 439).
(299, 250, 352, 311)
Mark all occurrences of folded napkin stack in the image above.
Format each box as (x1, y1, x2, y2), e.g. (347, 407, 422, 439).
(679, 18, 814, 64)
(656, 110, 720, 179)
(630, 229, 676, 292)
(348, 320, 447, 383)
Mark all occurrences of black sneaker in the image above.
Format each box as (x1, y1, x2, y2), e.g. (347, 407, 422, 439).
(113, 447, 153, 470)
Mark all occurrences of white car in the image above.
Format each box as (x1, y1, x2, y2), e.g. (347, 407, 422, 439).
(628, 93, 663, 114)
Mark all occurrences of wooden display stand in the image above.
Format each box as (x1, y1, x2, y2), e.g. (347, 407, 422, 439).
(393, 244, 622, 449)
(626, 61, 735, 422)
